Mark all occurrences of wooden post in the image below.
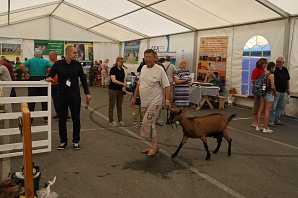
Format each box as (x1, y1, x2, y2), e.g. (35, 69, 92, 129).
(21, 102, 34, 198)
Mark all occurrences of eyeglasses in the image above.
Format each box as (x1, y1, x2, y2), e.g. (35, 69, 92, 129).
(276, 61, 284, 63)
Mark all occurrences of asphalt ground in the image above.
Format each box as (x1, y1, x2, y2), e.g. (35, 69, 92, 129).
(1, 86, 298, 198)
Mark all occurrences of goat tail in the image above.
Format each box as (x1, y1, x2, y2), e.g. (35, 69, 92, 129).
(227, 114, 236, 122)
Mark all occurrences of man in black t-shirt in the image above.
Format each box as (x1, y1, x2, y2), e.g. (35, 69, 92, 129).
(269, 56, 290, 127)
(108, 56, 127, 127)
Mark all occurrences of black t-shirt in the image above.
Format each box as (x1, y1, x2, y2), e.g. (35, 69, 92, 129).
(274, 66, 290, 92)
(109, 66, 125, 90)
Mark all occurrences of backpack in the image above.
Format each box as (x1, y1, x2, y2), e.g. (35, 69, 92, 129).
(252, 73, 270, 96)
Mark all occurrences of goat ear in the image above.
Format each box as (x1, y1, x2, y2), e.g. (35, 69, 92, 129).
(179, 109, 182, 114)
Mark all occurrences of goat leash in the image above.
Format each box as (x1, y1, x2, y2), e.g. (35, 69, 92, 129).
(166, 107, 178, 131)
(166, 107, 169, 125)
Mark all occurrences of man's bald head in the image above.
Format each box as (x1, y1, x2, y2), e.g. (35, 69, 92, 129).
(65, 46, 78, 62)
(66, 46, 75, 53)
(49, 51, 58, 62)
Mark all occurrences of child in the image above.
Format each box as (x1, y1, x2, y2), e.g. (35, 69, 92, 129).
(130, 76, 143, 127)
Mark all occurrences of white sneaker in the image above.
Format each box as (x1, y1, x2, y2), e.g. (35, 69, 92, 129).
(263, 128, 273, 133)
(133, 122, 139, 128)
(119, 121, 126, 127)
(255, 126, 263, 131)
(109, 121, 118, 127)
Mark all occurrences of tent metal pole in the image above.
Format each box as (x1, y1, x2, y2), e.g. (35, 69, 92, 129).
(193, 31, 198, 79)
(8, 0, 10, 25)
(49, 16, 52, 40)
(283, 18, 291, 67)
(288, 18, 297, 71)
(147, 38, 150, 50)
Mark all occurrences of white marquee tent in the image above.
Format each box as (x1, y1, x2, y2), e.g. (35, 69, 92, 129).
(0, 0, 298, 117)
(1, 0, 298, 42)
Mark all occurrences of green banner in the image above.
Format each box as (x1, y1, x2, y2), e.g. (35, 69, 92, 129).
(34, 40, 64, 56)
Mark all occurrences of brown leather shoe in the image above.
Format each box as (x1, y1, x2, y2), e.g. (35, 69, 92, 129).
(276, 122, 285, 126)
(268, 124, 276, 127)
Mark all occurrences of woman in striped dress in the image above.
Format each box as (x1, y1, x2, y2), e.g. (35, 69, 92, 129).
(174, 59, 192, 115)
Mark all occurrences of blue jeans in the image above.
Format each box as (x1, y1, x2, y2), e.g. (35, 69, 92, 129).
(269, 92, 286, 124)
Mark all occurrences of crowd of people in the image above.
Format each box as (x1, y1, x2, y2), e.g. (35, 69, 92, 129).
(251, 56, 290, 133)
(1, 47, 292, 156)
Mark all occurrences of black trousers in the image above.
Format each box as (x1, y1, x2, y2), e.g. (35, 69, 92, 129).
(27, 76, 48, 120)
(58, 94, 81, 144)
(51, 84, 59, 116)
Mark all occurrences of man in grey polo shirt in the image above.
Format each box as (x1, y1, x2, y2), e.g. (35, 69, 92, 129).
(163, 55, 177, 105)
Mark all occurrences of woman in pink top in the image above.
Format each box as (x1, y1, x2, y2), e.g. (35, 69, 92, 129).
(251, 58, 267, 127)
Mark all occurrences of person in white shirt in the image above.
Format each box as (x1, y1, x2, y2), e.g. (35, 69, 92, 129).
(0, 65, 12, 112)
(130, 49, 171, 157)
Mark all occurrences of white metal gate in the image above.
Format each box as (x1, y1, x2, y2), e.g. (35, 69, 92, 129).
(0, 81, 52, 158)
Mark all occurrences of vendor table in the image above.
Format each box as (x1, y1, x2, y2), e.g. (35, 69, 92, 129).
(189, 86, 219, 110)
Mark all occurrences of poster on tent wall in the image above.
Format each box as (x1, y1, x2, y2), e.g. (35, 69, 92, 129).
(0, 38, 22, 64)
(197, 36, 228, 82)
(65, 42, 93, 63)
(34, 40, 64, 56)
(124, 40, 140, 64)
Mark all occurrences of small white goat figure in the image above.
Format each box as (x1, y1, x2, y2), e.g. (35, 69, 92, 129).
(166, 108, 236, 160)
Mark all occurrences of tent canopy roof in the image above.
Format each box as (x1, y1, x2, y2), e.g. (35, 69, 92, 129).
(0, 0, 297, 42)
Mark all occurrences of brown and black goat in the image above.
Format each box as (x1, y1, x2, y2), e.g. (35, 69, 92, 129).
(166, 108, 236, 160)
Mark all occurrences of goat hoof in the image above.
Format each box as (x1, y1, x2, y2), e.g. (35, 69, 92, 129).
(228, 153, 231, 157)
(205, 156, 211, 161)
(171, 154, 176, 158)
(213, 150, 218, 154)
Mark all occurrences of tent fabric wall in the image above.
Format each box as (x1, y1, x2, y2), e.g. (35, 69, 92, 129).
(50, 18, 114, 42)
(196, 20, 285, 93)
(0, 17, 50, 40)
(196, 28, 235, 89)
(146, 32, 195, 71)
(22, 40, 35, 61)
(288, 18, 298, 94)
(232, 20, 285, 94)
(93, 43, 120, 66)
(0, 17, 115, 42)
(285, 17, 298, 117)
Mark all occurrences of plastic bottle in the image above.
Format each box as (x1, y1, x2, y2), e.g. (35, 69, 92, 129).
(287, 95, 291, 104)
(262, 83, 266, 96)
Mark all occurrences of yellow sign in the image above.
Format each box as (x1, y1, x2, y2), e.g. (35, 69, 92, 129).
(197, 36, 228, 81)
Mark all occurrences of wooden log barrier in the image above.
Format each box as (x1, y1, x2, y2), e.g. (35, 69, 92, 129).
(21, 102, 34, 198)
